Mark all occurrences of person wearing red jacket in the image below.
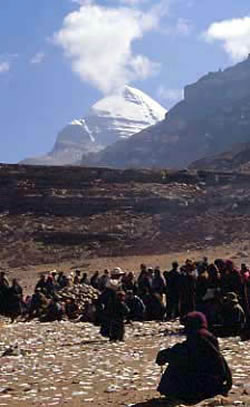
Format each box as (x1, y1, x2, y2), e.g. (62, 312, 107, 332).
(156, 312, 232, 406)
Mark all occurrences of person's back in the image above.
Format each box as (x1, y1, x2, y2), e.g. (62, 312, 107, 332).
(165, 263, 181, 320)
(156, 311, 232, 405)
(109, 291, 130, 342)
(90, 271, 100, 289)
(0, 272, 10, 291)
(152, 268, 166, 295)
(179, 270, 197, 316)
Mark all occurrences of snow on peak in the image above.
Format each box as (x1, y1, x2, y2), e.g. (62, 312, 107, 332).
(91, 85, 166, 126)
(21, 86, 167, 166)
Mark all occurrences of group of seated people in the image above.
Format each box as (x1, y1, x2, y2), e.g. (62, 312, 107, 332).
(0, 257, 249, 339)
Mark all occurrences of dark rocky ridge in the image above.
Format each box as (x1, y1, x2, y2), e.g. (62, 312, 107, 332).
(82, 57, 250, 169)
(1, 164, 250, 268)
(190, 142, 250, 172)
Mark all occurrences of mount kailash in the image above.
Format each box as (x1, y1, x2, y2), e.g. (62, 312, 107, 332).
(21, 86, 167, 166)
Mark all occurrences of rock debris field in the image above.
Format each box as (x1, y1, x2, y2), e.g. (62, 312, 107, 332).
(0, 320, 250, 407)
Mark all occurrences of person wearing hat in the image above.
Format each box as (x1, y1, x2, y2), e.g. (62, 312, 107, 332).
(156, 311, 232, 405)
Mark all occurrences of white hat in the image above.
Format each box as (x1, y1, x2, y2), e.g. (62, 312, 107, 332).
(111, 267, 124, 277)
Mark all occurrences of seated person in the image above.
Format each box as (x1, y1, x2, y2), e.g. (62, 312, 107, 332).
(125, 290, 145, 321)
(218, 292, 246, 337)
(65, 298, 79, 320)
(156, 311, 232, 406)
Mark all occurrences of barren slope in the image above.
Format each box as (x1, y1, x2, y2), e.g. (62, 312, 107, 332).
(1, 164, 250, 269)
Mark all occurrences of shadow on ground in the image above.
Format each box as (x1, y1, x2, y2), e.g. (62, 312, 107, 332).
(131, 398, 168, 407)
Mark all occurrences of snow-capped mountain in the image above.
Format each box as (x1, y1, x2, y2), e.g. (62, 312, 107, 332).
(21, 86, 167, 166)
(82, 56, 250, 169)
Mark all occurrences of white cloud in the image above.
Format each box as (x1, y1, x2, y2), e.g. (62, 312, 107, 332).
(30, 52, 45, 65)
(204, 16, 250, 61)
(54, 2, 167, 94)
(160, 17, 192, 37)
(157, 86, 183, 104)
(119, 0, 148, 5)
(175, 18, 192, 36)
(0, 61, 10, 74)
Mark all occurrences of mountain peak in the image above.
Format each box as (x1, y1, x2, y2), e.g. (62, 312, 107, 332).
(81, 57, 250, 169)
(21, 86, 166, 166)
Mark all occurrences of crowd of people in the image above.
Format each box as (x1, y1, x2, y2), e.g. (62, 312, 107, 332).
(93, 258, 249, 341)
(2, 257, 249, 404)
(0, 257, 249, 339)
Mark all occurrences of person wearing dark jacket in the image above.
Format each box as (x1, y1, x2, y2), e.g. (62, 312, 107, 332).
(164, 262, 181, 320)
(156, 311, 232, 406)
(8, 279, 23, 321)
(125, 290, 145, 321)
(109, 291, 130, 342)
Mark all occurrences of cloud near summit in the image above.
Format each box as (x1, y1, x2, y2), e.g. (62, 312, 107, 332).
(205, 16, 250, 61)
(54, 1, 167, 94)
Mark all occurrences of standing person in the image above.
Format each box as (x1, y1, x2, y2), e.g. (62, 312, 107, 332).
(0, 271, 10, 314)
(96, 285, 117, 337)
(109, 291, 130, 342)
(239, 264, 250, 315)
(8, 279, 23, 321)
(122, 271, 137, 293)
(98, 270, 110, 291)
(156, 312, 232, 406)
(164, 262, 181, 320)
(152, 267, 166, 298)
(73, 270, 81, 285)
(45, 273, 56, 297)
(221, 260, 242, 297)
(179, 264, 197, 317)
(138, 268, 152, 297)
(80, 272, 90, 285)
(90, 271, 100, 289)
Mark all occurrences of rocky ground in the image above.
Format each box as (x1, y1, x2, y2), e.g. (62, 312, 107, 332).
(2, 164, 250, 270)
(0, 244, 250, 407)
(1, 164, 250, 406)
(0, 319, 250, 407)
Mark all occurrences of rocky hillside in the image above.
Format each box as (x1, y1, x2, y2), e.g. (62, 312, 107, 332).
(190, 142, 250, 172)
(1, 164, 250, 269)
(82, 56, 250, 169)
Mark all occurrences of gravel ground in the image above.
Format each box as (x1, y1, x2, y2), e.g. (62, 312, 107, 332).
(1, 245, 250, 407)
(0, 319, 250, 407)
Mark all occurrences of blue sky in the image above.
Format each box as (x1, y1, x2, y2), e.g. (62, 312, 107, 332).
(1, 0, 250, 163)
